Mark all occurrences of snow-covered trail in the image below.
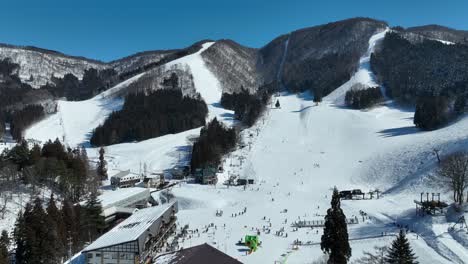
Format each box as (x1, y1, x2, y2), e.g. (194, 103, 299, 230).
(25, 41, 233, 175)
(166, 42, 234, 125)
(326, 28, 388, 105)
(24, 72, 148, 147)
(277, 34, 290, 90)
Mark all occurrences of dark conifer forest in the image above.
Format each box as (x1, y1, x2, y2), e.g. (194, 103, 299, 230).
(345, 86, 383, 109)
(13, 194, 105, 264)
(220, 88, 270, 127)
(10, 105, 45, 140)
(90, 89, 208, 146)
(371, 32, 468, 103)
(0, 139, 99, 202)
(190, 118, 238, 172)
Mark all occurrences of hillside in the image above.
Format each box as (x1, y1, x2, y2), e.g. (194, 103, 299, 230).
(2, 17, 468, 264)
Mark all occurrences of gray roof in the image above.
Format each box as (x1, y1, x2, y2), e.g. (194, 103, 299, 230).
(111, 170, 131, 179)
(83, 201, 176, 252)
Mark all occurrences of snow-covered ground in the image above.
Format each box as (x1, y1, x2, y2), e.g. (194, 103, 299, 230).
(15, 31, 468, 264)
(25, 42, 233, 175)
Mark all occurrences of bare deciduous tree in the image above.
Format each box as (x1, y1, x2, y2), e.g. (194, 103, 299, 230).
(438, 151, 468, 205)
(353, 246, 388, 264)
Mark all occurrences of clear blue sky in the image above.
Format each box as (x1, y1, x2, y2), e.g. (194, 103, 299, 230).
(1, 0, 467, 62)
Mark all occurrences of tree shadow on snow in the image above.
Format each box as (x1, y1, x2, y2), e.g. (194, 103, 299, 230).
(291, 105, 314, 113)
(377, 126, 421, 138)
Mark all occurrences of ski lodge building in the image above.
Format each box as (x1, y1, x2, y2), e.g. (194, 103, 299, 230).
(110, 170, 141, 188)
(83, 201, 178, 264)
(98, 187, 154, 223)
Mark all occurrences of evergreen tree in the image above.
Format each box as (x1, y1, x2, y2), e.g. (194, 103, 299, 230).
(0, 230, 9, 264)
(46, 194, 66, 262)
(413, 96, 450, 130)
(97, 147, 107, 180)
(313, 89, 323, 104)
(321, 187, 351, 264)
(82, 193, 106, 242)
(275, 99, 280, 108)
(29, 197, 50, 263)
(14, 203, 31, 264)
(385, 230, 418, 264)
(61, 198, 77, 257)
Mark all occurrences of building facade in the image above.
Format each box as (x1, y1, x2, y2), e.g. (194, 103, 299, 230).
(83, 201, 178, 264)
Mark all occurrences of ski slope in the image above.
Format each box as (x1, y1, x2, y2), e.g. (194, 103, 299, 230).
(24, 72, 148, 147)
(18, 30, 468, 263)
(326, 28, 388, 105)
(24, 41, 233, 174)
(162, 30, 468, 263)
(166, 42, 234, 124)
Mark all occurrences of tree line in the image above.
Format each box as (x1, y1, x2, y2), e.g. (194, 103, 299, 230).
(220, 87, 271, 127)
(345, 86, 383, 109)
(116, 41, 204, 82)
(190, 118, 238, 173)
(44, 68, 118, 101)
(0, 139, 100, 202)
(90, 88, 208, 146)
(12, 194, 105, 264)
(371, 32, 468, 103)
(9, 105, 45, 140)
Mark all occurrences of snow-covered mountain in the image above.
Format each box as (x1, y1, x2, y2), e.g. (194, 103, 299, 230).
(2, 17, 468, 264)
(0, 44, 107, 88)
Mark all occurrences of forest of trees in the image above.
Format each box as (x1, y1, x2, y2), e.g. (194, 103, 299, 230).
(345, 86, 383, 109)
(371, 32, 468, 103)
(413, 96, 451, 130)
(10, 105, 45, 140)
(12, 194, 105, 264)
(190, 118, 238, 172)
(0, 139, 100, 202)
(286, 53, 357, 98)
(116, 41, 204, 81)
(371, 32, 468, 129)
(44, 68, 118, 101)
(220, 87, 270, 127)
(90, 89, 208, 146)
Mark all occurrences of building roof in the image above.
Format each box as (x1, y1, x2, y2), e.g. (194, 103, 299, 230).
(83, 201, 176, 252)
(111, 170, 131, 179)
(99, 187, 149, 209)
(155, 243, 243, 264)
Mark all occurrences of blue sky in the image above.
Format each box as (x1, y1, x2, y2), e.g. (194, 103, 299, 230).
(1, 0, 466, 62)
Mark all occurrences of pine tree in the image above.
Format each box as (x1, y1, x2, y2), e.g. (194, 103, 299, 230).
(321, 187, 351, 264)
(29, 197, 50, 263)
(0, 230, 9, 264)
(46, 194, 66, 262)
(313, 89, 323, 105)
(14, 203, 31, 264)
(97, 147, 107, 180)
(275, 99, 280, 108)
(82, 193, 106, 242)
(61, 198, 76, 257)
(385, 230, 418, 264)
